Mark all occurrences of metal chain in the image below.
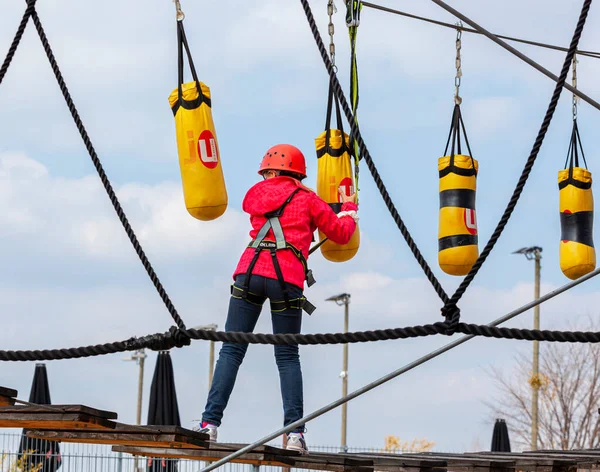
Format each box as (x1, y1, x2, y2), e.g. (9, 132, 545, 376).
(572, 54, 579, 120)
(328, 0, 337, 71)
(454, 22, 463, 105)
(173, 0, 185, 21)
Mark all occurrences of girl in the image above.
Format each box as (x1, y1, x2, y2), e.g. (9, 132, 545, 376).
(196, 144, 358, 453)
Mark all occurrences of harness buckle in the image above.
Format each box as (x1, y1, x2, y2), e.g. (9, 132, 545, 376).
(303, 299, 317, 315)
(306, 269, 316, 287)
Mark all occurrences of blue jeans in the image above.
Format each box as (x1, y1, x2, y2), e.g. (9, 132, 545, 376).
(202, 274, 305, 433)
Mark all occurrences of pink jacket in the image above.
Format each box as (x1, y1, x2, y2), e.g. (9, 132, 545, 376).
(233, 176, 358, 289)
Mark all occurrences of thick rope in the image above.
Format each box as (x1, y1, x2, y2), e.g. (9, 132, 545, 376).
(4, 321, 600, 361)
(442, 0, 592, 311)
(0, 1, 35, 86)
(25, 8, 189, 335)
(300, 0, 449, 304)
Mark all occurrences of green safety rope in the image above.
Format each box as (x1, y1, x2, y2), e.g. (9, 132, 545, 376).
(347, 0, 362, 202)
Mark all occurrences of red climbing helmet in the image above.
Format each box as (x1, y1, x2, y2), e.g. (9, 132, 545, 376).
(258, 144, 307, 178)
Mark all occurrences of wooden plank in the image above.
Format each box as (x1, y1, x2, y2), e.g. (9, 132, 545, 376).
(0, 404, 117, 419)
(0, 387, 18, 398)
(0, 412, 116, 430)
(294, 452, 374, 472)
(0, 397, 15, 407)
(26, 429, 210, 449)
(0, 386, 17, 407)
(113, 445, 295, 467)
(206, 442, 300, 456)
(344, 453, 447, 468)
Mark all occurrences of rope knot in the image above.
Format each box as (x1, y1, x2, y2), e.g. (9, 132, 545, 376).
(441, 303, 461, 334)
(169, 326, 192, 348)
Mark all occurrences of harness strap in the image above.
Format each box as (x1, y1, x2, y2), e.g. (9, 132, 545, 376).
(240, 187, 317, 314)
(230, 285, 316, 315)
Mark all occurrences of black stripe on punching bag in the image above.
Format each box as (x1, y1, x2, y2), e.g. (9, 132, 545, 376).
(558, 178, 592, 190)
(440, 189, 476, 210)
(438, 234, 478, 252)
(560, 210, 594, 247)
(439, 165, 477, 179)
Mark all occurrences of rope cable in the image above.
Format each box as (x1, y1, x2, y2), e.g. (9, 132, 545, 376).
(361, 1, 600, 59)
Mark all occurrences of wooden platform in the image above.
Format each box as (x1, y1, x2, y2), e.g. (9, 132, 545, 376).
(111, 446, 600, 471)
(3, 386, 600, 472)
(28, 424, 210, 449)
(0, 404, 118, 430)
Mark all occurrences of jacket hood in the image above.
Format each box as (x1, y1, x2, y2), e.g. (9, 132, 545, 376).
(243, 177, 308, 216)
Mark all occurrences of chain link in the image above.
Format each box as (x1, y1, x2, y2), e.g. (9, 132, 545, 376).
(572, 54, 579, 120)
(328, 0, 337, 71)
(454, 22, 463, 105)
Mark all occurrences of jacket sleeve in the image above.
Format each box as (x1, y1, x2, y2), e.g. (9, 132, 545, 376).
(309, 194, 358, 245)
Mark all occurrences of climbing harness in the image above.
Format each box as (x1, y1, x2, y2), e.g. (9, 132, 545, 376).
(438, 25, 479, 276)
(168, 0, 228, 221)
(558, 55, 595, 280)
(236, 188, 316, 315)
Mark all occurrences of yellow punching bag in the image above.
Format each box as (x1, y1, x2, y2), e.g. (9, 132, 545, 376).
(315, 83, 360, 262)
(558, 120, 595, 279)
(168, 20, 227, 221)
(438, 105, 479, 276)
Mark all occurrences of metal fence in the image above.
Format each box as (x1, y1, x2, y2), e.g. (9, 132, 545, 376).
(0, 432, 396, 472)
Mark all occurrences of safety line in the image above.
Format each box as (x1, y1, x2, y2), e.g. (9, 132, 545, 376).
(362, 1, 600, 59)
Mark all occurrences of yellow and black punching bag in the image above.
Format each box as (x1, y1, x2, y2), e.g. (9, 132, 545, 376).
(438, 105, 479, 276)
(168, 20, 227, 221)
(558, 121, 595, 279)
(315, 83, 360, 262)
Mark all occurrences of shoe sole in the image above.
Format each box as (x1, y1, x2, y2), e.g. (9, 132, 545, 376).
(286, 445, 309, 455)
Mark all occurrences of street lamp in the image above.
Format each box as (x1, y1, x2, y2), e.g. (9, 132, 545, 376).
(512, 246, 542, 451)
(326, 293, 351, 453)
(123, 349, 147, 472)
(193, 324, 218, 389)
(123, 349, 147, 426)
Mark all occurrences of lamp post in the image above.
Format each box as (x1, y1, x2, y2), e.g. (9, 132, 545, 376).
(193, 324, 219, 390)
(326, 293, 351, 453)
(123, 348, 147, 472)
(512, 246, 542, 451)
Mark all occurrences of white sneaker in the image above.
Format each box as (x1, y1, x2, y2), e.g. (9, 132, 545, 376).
(191, 420, 218, 442)
(286, 432, 308, 454)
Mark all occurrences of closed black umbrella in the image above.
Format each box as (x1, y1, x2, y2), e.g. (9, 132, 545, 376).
(491, 418, 511, 452)
(18, 363, 62, 471)
(146, 351, 181, 472)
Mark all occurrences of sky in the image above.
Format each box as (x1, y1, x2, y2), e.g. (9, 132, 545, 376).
(1, 0, 600, 455)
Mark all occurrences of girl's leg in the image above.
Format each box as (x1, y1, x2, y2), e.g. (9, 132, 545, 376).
(201, 275, 265, 426)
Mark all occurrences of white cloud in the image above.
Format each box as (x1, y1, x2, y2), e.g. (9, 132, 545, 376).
(0, 152, 248, 263)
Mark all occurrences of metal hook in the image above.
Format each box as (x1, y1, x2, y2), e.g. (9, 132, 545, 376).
(173, 0, 185, 21)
